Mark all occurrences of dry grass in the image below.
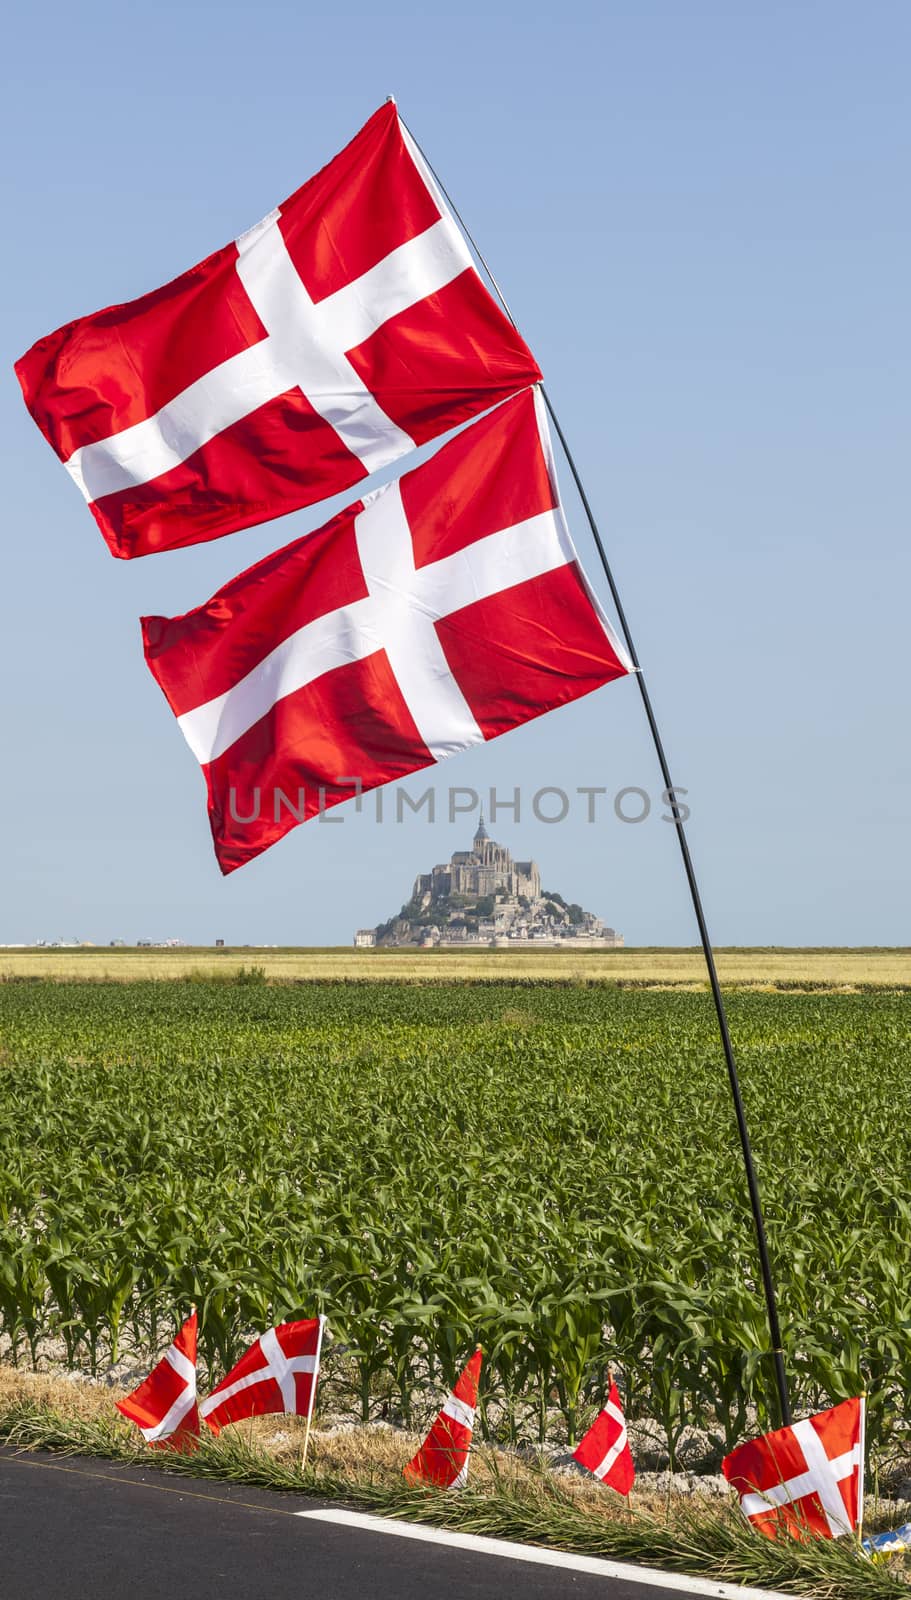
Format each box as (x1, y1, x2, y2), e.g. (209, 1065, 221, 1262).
(0, 1366, 674, 1515)
(2, 947, 910, 989)
(1, 1367, 908, 1598)
(0, 1367, 625, 1503)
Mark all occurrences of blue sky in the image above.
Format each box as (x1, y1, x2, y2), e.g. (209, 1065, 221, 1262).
(1, 1, 908, 946)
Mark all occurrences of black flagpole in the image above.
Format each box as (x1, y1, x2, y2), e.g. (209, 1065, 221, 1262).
(401, 113, 791, 1428)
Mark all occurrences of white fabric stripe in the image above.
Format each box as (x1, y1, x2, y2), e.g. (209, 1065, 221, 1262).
(314, 216, 471, 352)
(136, 1338, 196, 1442)
(604, 1398, 626, 1429)
(140, 1384, 196, 1443)
(178, 597, 379, 766)
(64, 207, 470, 502)
(450, 1459, 470, 1489)
(199, 1348, 316, 1417)
(442, 1395, 475, 1432)
(165, 1343, 196, 1387)
(296, 1509, 799, 1599)
(66, 340, 291, 503)
(354, 483, 483, 759)
(406, 508, 571, 620)
(261, 1326, 295, 1414)
(177, 499, 573, 767)
(740, 1438, 859, 1535)
(234, 217, 412, 475)
(593, 1425, 628, 1482)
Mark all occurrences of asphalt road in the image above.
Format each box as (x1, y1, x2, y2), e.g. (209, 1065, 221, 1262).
(0, 1449, 772, 1600)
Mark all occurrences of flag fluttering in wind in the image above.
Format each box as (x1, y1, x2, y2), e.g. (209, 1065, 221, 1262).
(141, 387, 632, 873)
(722, 1397, 865, 1541)
(115, 1310, 199, 1452)
(404, 1348, 482, 1489)
(15, 103, 540, 560)
(200, 1316, 325, 1435)
(572, 1376, 635, 1494)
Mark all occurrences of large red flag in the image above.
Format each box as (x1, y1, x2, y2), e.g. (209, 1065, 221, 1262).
(573, 1377, 635, 1494)
(115, 1310, 199, 1452)
(404, 1349, 482, 1489)
(141, 388, 632, 874)
(722, 1397, 865, 1541)
(200, 1317, 325, 1435)
(16, 104, 540, 559)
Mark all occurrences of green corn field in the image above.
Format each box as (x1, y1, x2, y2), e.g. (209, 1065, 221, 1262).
(1, 978, 909, 1462)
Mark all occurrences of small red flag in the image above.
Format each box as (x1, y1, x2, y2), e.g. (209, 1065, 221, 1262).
(573, 1377, 635, 1494)
(115, 1310, 199, 1451)
(200, 1317, 325, 1435)
(404, 1349, 482, 1489)
(722, 1397, 865, 1540)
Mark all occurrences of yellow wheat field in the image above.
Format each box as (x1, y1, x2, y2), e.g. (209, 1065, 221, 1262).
(1, 946, 909, 988)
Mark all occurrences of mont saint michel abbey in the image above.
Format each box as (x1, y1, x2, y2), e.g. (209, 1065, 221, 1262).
(355, 818, 623, 949)
(414, 816, 541, 904)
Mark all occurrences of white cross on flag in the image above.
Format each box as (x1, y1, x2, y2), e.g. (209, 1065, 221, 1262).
(200, 1316, 325, 1435)
(142, 388, 633, 874)
(722, 1397, 865, 1541)
(572, 1376, 635, 1494)
(15, 103, 540, 560)
(115, 1309, 199, 1452)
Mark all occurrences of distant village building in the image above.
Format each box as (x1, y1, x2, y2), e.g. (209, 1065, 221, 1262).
(356, 819, 623, 949)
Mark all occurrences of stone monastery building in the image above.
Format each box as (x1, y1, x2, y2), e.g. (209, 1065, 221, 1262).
(412, 816, 541, 905)
(354, 818, 622, 948)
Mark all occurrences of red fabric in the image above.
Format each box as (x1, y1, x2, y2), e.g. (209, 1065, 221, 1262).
(16, 103, 540, 559)
(142, 504, 368, 715)
(204, 653, 431, 876)
(434, 563, 623, 742)
(89, 391, 358, 559)
(400, 377, 555, 567)
(722, 1398, 863, 1541)
(404, 1349, 482, 1489)
(201, 1318, 323, 1436)
(115, 1311, 199, 1452)
(15, 244, 266, 458)
(141, 390, 631, 875)
(572, 1378, 635, 1494)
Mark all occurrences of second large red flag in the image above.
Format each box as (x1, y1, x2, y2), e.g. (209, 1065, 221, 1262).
(142, 388, 632, 873)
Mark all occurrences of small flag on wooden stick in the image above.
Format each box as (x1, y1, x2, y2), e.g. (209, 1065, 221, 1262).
(572, 1375, 635, 1494)
(722, 1397, 865, 1541)
(200, 1316, 325, 1436)
(404, 1348, 482, 1489)
(116, 1309, 199, 1452)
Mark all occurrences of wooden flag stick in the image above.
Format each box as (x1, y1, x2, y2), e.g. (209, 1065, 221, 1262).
(400, 113, 792, 1429)
(857, 1392, 867, 1544)
(299, 1312, 325, 1472)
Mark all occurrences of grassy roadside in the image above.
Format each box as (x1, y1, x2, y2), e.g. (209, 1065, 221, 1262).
(1, 1371, 907, 1599)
